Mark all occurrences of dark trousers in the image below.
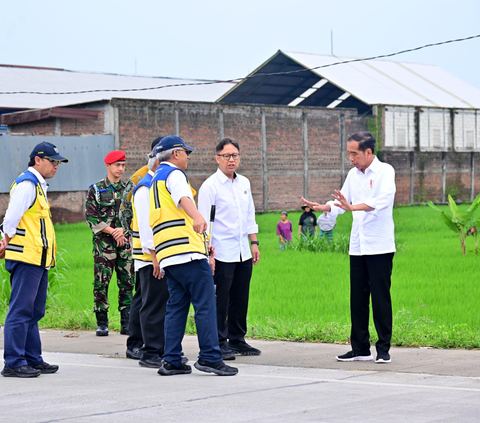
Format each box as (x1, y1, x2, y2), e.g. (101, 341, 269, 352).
(126, 265, 170, 359)
(349, 253, 394, 355)
(139, 265, 169, 360)
(4, 260, 48, 368)
(214, 258, 253, 346)
(163, 259, 222, 367)
(126, 272, 143, 351)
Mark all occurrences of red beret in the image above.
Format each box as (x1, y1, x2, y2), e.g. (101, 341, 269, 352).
(104, 150, 126, 164)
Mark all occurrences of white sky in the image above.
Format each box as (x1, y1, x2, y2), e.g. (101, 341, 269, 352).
(2, 0, 480, 89)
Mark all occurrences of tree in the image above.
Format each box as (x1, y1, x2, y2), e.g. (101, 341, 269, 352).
(428, 193, 480, 255)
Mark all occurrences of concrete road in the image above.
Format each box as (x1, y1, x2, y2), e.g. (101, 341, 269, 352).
(1, 328, 480, 422)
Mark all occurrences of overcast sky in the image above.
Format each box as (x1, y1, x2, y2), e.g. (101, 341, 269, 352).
(2, 0, 480, 89)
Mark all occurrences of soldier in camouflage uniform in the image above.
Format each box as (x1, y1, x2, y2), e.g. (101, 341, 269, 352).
(85, 150, 134, 337)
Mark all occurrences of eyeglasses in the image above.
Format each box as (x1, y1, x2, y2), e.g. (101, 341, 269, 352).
(177, 148, 192, 156)
(217, 153, 240, 161)
(43, 158, 62, 166)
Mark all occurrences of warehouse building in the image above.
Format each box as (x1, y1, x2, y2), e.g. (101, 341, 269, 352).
(218, 50, 480, 203)
(1, 53, 480, 223)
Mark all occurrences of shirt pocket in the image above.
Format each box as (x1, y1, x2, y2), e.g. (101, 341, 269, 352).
(99, 191, 115, 212)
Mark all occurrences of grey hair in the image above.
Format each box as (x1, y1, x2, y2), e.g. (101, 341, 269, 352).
(148, 156, 157, 171)
(156, 148, 181, 163)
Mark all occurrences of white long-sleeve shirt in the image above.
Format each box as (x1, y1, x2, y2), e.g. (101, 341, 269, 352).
(198, 168, 258, 263)
(133, 170, 155, 272)
(2, 167, 48, 238)
(327, 156, 396, 256)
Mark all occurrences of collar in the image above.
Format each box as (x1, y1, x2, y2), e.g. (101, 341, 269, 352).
(105, 177, 124, 189)
(28, 167, 47, 185)
(357, 156, 379, 175)
(148, 170, 155, 177)
(216, 167, 237, 184)
(161, 161, 179, 169)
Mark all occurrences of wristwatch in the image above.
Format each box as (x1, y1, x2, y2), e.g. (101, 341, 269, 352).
(251, 241, 259, 246)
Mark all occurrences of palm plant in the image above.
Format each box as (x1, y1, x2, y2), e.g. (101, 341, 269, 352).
(428, 193, 480, 255)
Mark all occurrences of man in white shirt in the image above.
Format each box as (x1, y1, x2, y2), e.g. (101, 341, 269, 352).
(0, 142, 68, 378)
(198, 138, 261, 359)
(302, 131, 396, 364)
(126, 150, 171, 368)
(150, 136, 238, 376)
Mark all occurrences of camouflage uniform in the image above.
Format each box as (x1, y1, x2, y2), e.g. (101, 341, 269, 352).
(85, 177, 134, 312)
(119, 165, 149, 238)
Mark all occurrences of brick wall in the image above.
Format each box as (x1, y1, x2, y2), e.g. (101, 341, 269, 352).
(2, 99, 480, 224)
(113, 99, 365, 213)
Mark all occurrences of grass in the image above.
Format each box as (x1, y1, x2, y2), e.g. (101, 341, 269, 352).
(1, 204, 479, 348)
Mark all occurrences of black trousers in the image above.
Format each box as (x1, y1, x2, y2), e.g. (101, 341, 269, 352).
(349, 253, 394, 355)
(126, 272, 143, 350)
(139, 265, 169, 360)
(126, 265, 169, 359)
(214, 258, 253, 346)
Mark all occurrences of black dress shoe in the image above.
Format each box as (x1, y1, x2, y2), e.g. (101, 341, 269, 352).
(1, 365, 41, 378)
(139, 357, 164, 368)
(96, 324, 108, 336)
(33, 362, 59, 374)
(126, 348, 142, 360)
(220, 345, 236, 361)
(228, 340, 261, 356)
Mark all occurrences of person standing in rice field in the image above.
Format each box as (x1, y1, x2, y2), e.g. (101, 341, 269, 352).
(298, 205, 317, 238)
(277, 211, 292, 250)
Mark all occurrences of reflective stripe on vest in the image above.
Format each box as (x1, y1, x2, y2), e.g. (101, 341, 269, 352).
(149, 165, 207, 263)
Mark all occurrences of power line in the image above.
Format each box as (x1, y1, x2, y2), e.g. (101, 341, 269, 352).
(1, 34, 479, 96)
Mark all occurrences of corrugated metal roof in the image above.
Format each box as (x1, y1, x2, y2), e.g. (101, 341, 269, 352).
(219, 50, 480, 109)
(0, 66, 236, 109)
(286, 51, 480, 108)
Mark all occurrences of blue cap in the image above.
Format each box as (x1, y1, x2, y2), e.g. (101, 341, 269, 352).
(151, 136, 195, 157)
(30, 141, 68, 162)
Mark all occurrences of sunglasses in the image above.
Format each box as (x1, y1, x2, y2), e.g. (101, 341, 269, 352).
(179, 148, 192, 156)
(43, 158, 62, 166)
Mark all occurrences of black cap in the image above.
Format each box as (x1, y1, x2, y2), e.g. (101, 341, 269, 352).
(30, 142, 68, 163)
(151, 137, 163, 151)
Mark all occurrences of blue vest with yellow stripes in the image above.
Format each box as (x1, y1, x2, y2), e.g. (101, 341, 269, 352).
(149, 165, 207, 263)
(131, 173, 153, 262)
(5, 171, 56, 268)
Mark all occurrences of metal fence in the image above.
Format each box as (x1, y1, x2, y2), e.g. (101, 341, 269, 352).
(0, 135, 114, 193)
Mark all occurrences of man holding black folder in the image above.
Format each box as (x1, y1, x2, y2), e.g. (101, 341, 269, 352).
(198, 138, 261, 360)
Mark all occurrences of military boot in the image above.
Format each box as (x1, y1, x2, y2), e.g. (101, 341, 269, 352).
(120, 307, 130, 335)
(95, 311, 109, 336)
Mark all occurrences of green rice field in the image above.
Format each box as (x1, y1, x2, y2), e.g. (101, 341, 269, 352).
(1, 204, 479, 348)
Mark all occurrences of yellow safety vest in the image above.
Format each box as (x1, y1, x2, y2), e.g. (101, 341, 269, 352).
(5, 171, 56, 268)
(131, 173, 153, 262)
(149, 165, 207, 264)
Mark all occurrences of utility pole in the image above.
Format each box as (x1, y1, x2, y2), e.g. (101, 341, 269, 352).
(331, 29, 334, 55)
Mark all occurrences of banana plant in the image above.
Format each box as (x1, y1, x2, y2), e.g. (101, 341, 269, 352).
(428, 193, 480, 255)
